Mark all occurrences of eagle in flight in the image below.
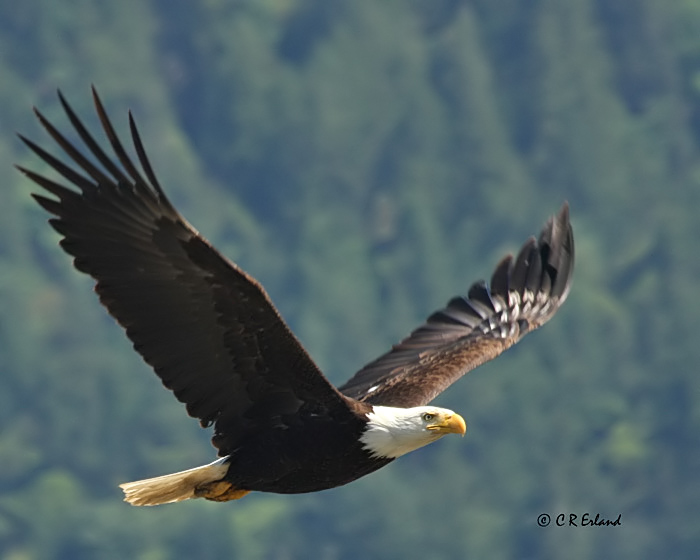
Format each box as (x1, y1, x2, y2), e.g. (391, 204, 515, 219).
(18, 89, 574, 506)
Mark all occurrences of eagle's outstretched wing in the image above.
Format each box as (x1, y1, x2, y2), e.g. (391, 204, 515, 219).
(18, 89, 352, 457)
(339, 203, 573, 407)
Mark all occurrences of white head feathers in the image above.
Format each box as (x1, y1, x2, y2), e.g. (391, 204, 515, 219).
(360, 405, 466, 459)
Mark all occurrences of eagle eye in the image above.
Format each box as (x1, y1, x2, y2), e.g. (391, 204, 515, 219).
(422, 412, 435, 422)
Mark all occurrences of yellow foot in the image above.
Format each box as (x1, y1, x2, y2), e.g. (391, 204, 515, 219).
(195, 480, 251, 502)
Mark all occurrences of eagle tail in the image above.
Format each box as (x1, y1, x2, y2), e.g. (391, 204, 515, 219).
(119, 457, 232, 506)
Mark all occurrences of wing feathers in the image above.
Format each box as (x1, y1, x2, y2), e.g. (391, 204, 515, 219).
(20, 89, 350, 454)
(90, 88, 149, 189)
(57, 90, 133, 188)
(339, 204, 574, 407)
(128, 110, 166, 198)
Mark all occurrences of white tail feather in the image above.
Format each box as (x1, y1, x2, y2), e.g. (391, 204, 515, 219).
(119, 457, 229, 506)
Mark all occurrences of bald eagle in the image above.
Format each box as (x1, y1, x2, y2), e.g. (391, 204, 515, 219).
(18, 89, 574, 506)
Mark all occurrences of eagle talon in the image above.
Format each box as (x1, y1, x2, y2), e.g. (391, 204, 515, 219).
(196, 481, 250, 502)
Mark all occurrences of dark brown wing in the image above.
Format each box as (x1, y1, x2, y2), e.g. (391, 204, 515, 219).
(17, 88, 354, 457)
(339, 203, 574, 407)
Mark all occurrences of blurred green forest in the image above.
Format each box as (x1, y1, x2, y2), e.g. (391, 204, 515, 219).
(1, 0, 699, 558)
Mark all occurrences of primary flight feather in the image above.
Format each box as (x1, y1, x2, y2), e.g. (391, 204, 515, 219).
(18, 89, 574, 505)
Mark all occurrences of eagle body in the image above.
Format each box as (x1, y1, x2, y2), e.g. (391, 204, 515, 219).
(18, 89, 574, 506)
(217, 400, 390, 495)
(224, 427, 392, 495)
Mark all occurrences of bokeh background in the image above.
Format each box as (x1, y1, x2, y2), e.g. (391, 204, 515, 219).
(1, 1, 699, 558)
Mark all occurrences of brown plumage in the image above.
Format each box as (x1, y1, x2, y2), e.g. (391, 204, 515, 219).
(339, 206, 573, 407)
(18, 88, 574, 505)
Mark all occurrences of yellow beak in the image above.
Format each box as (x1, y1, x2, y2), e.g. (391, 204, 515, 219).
(428, 413, 467, 436)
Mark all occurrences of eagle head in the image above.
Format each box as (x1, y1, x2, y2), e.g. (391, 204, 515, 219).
(360, 405, 466, 459)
